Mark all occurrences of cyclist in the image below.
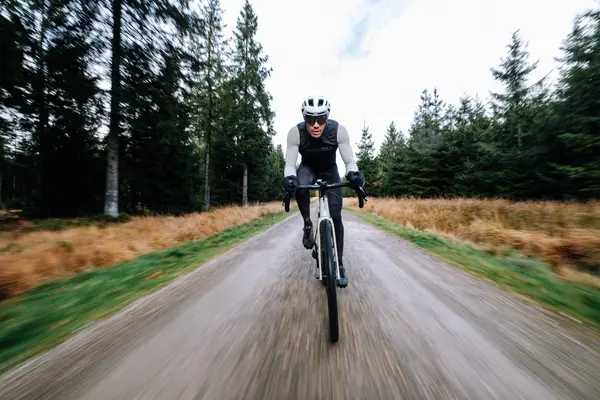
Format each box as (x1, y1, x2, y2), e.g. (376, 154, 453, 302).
(281, 95, 365, 288)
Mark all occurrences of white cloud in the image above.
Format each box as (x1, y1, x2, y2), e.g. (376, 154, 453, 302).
(220, 0, 597, 176)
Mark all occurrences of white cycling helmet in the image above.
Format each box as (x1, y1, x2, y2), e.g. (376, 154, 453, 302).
(301, 96, 331, 117)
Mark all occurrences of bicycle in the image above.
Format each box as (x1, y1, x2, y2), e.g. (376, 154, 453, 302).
(282, 179, 367, 343)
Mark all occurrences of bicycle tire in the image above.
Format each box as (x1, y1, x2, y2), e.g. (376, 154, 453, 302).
(320, 219, 339, 343)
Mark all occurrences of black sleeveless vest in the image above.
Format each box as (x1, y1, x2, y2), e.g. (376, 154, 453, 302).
(296, 119, 339, 170)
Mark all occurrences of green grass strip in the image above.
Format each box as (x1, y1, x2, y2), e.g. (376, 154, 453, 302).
(348, 208, 600, 329)
(0, 210, 292, 375)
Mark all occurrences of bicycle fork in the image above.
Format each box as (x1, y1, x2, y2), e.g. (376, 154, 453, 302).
(314, 216, 340, 282)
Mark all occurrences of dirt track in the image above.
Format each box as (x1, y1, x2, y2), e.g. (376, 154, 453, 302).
(1, 206, 600, 399)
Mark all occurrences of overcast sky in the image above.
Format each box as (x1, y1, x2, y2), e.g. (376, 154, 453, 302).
(218, 0, 596, 175)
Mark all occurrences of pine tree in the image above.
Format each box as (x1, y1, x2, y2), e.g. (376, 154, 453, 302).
(42, 1, 105, 216)
(228, 0, 274, 206)
(441, 95, 491, 197)
(490, 30, 537, 132)
(377, 121, 406, 196)
(0, 0, 105, 217)
(190, 0, 229, 210)
(104, 0, 196, 216)
(402, 88, 448, 197)
(356, 122, 379, 194)
(378, 121, 400, 167)
(552, 7, 600, 198)
(0, 13, 27, 206)
(487, 29, 554, 199)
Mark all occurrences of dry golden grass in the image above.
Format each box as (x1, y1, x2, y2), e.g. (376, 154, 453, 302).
(346, 197, 600, 281)
(0, 202, 283, 299)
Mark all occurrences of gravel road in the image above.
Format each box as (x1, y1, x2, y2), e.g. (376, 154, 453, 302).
(1, 206, 600, 400)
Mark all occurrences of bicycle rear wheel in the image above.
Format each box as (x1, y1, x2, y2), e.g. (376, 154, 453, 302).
(320, 219, 339, 343)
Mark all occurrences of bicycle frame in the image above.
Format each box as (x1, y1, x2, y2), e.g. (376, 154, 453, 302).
(313, 183, 340, 281)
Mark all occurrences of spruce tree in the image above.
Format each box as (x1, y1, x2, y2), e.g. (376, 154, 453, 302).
(356, 122, 379, 194)
(190, 0, 229, 210)
(487, 29, 554, 199)
(378, 121, 408, 197)
(403, 88, 447, 197)
(552, 8, 600, 198)
(104, 0, 195, 216)
(228, 0, 274, 206)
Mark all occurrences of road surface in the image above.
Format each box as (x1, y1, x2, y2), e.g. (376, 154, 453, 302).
(1, 206, 600, 400)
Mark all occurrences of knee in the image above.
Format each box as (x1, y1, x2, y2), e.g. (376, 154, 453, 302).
(330, 207, 342, 222)
(329, 192, 343, 221)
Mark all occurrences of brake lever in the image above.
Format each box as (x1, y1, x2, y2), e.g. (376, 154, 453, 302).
(356, 186, 367, 208)
(282, 191, 291, 212)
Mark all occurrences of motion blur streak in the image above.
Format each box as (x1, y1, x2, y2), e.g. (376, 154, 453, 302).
(1, 206, 599, 400)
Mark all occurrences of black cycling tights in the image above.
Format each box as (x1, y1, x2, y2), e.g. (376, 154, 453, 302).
(295, 163, 344, 263)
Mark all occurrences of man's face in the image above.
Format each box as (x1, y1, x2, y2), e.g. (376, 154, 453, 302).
(304, 114, 327, 138)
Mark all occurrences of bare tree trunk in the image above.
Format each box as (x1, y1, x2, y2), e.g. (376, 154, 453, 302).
(35, 0, 49, 205)
(104, 0, 122, 217)
(105, 135, 119, 216)
(242, 164, 248, 207)
(203, 148, 210, 210)
(204, 20, 213, 212)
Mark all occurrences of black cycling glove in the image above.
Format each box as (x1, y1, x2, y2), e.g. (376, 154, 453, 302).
(346, 171, 365, 187)
(281, 175, 298, 192)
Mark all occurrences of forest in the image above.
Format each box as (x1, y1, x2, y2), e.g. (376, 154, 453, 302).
(1, 1, 599, 220)
(354, 8, 600, 202)
(1, 0, 283, 218)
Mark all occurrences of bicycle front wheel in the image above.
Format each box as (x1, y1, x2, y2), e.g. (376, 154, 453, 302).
(320, 219, 339, 343)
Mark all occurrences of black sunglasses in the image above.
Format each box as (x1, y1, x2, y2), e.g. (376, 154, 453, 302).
(304, 115, 327, 126)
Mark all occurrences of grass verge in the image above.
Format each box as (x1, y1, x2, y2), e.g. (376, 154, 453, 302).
(1, 202, 286, 300)
(344, 197, 600, 278)
(348, 208, 600, 329)
(0, 210, 292, 375)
